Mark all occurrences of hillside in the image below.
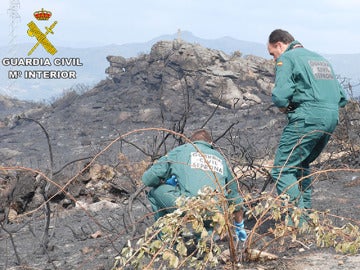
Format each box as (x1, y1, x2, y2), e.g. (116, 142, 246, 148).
(0, 40, 359, 270)
(0, 39, 278, 172)
(1, 31, 359, 101)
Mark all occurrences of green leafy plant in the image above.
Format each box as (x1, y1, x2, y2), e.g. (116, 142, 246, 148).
(112, 186, 241, 269)
(113, 176, 360, 269)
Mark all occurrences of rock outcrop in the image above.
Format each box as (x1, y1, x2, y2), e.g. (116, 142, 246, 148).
(106, 40, 275, 111)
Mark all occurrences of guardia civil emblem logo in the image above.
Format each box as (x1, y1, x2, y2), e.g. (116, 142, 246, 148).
(27, 8, 58, 56)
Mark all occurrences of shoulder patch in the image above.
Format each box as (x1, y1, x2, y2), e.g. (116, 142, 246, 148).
(276, 61, 283, 66)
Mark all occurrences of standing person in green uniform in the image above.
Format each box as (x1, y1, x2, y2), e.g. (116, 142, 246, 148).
(142, 129, 246, 241)
(267, 29, 348, 215)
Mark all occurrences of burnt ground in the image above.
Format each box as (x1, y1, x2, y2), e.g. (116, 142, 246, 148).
(1, 99, 359, 270)
(1, 100, 360, 270)
(249, 169, 360, 270)
(1, 166, 360, 270)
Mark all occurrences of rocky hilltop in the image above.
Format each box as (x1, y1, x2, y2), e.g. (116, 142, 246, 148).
(106, 39, 274, 110)
(0, 39, 279, 172)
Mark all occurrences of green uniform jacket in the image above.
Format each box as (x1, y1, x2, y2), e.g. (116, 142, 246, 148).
(142, 141, 243, 208)
(272, 40, 348, 111)
(270, 41, 348, 210)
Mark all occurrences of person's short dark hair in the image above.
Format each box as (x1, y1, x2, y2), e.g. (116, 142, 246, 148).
(190, 129, 212, 143)
(268, 29, 295, 44)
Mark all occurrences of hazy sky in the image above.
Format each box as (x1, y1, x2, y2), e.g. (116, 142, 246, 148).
(0, 0, 359, 54)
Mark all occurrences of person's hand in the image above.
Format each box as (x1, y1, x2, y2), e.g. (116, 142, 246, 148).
(234, 221, 247, 241)
(165, 175, 178, 186)
(279, 103, 297, 114)
(278, 107, 288, 113)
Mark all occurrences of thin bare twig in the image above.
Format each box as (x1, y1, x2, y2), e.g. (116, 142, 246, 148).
(0, 222, 21, 265)
(127, 185, 147, 237)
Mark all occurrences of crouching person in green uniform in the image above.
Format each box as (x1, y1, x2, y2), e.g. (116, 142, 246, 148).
(142, 129, 246, 241)
(267, 29, 348, 221)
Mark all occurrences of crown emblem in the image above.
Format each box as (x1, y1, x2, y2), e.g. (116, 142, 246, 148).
(33, 8, 52, 21)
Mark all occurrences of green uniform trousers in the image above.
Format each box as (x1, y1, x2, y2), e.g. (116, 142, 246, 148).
(271, 106, 338, 209)
(147, 184, 181, 220)
(147, 184, 214, 232)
